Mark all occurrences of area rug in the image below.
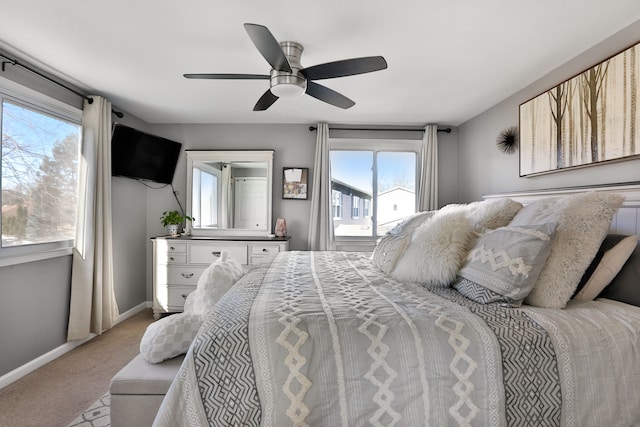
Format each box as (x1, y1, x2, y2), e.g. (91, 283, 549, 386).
(66, 393, 110, 427)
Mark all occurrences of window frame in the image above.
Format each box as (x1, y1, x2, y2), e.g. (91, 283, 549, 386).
(0, 76, 83, 267)
(329, 138, 421, 250)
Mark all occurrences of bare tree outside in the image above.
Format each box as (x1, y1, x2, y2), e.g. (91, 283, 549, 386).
(1, 100, 80, 246)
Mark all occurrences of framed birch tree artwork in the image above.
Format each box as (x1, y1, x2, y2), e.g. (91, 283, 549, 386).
(520, 41, 640, 176)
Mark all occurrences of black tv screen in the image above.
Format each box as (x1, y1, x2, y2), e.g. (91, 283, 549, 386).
(111, 124, 182, 184)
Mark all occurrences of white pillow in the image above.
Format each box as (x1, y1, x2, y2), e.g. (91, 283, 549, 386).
(184, 251, 246, 315)
(139, 312, 203, 363)
(509, 192, 624, 308)
(573, 235, 638, 302)
(391, 209, 475, 287)
(140, 251, 246, 363)
(439, 198, 523, 232)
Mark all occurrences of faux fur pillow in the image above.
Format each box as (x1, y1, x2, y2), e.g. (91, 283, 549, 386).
(509, 192, 624, 308)
(372, 211, 436, 275)
(391, 209, 475, 287)
(439, 198, 523, 232)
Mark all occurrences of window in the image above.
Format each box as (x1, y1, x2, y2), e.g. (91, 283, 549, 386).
(330, 140, 418, 239)
(0, 79, 82, 263)
(352, 195, 360, 219)
(332, 190, 342, 219)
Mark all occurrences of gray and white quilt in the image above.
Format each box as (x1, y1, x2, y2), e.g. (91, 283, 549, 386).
(154, 251, 640, 426)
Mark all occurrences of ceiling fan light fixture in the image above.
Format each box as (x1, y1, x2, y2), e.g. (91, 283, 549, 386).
(270, 77, 307, 98)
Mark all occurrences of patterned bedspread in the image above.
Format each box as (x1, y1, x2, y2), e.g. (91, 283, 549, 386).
(154, 251, 640, 426)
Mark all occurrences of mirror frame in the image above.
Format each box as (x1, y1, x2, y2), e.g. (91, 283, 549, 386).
(186, 150, 274, 237)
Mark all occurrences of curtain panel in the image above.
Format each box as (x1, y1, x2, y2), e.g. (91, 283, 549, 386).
(67, 96, 119, 341)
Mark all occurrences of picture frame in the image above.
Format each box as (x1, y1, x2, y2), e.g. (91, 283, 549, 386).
(519, 40, 640, 176)
(282, 167, 309, 200)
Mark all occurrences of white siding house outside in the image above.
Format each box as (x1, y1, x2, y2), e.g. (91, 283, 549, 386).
(377, 187, 416, 233)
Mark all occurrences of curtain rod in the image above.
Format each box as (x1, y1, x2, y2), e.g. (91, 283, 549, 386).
(308, 125, 451, 133)
(1, 53, 123, 118)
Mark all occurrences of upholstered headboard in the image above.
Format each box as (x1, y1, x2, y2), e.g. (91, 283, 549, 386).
(483, 183, 640, 235)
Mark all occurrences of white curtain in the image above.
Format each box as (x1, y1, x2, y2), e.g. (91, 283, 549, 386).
(307, 123, 336, 250)
(417, 124, 438, 211)
(67, 96, 119, 341)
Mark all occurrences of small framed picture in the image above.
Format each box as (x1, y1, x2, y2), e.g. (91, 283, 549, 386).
(282, 167, 309, 200)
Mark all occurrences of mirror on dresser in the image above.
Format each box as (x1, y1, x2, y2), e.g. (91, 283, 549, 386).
(186, 150, 274, 236)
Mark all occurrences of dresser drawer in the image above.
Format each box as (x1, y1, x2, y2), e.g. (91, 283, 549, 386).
(249, 244, 281, 255)
(156, 252, 187, 264)
(167, 266, 205, 285)
(189, 244, 248, 265)
(166, 243, 186, 253)
(167, 285, 196, 309)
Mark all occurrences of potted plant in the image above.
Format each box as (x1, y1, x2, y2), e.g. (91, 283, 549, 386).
(160, 210, 194, 236)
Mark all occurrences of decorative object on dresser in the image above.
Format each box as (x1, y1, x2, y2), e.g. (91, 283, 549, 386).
(151, 235, 290, 319)
(159, 210, 194, 236)
(274, 217, 287, 237)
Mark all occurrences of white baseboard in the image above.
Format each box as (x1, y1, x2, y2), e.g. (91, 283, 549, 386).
(0, 300, 152, 390)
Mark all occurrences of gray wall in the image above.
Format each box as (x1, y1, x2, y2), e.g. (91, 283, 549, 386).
(457, 20, 640, 202)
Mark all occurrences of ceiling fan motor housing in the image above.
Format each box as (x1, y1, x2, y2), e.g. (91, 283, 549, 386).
(270, 41, 306, 97)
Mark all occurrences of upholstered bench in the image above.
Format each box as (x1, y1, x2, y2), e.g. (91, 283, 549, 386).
(109, 354, 184, 427)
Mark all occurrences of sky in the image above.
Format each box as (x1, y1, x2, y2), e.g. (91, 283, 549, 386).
(330, 150, 416, 194)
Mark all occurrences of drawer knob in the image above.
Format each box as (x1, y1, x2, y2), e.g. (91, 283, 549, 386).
(169, 256, 175, 261)
(170, 246, 175, 250)
(181, 293, 188, 299)
(262, 248, 268, 252)
(181, 273, 194, 278)
(212, 251, 221, 257)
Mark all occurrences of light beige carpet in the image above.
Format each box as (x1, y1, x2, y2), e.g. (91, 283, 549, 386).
(0, 308, 154, 427)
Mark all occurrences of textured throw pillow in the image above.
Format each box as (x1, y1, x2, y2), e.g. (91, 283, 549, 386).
(453, 223, 558, 307)
(140, 251, 246, 363)
(139, 312, 203, 363)
(183, 251, 246, 315)
(391, 209, 475, 287)
(573, 235, 638, 302)
(509, 192, 624, 308)
(372, 211, 436, 275)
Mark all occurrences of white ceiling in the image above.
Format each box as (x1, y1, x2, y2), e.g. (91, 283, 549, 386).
(2, 1, 640, 126)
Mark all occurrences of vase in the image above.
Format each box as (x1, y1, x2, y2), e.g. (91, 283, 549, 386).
(274, 218, 287, 237)
(166, 224, 179, 236)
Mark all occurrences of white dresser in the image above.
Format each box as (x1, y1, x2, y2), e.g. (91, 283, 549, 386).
(151, 236, 290, 318)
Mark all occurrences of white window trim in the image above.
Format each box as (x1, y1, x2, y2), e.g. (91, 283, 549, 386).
(0, 76, 83, 266)
(330, 138, 421, 248)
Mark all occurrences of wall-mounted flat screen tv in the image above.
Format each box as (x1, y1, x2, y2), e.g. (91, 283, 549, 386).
(111, 123, 182, 184)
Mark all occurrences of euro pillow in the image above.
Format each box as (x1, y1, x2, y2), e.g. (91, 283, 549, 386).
(453, 223, 558, 306)
(508, 192, 623, 308)
(573, 234, 638, 302)
(391, 209, 475, 287)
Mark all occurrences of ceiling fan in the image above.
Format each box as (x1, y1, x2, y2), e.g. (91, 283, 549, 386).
(184, 23, 388, 111)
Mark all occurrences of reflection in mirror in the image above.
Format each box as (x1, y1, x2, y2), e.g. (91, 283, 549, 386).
(186, 150, 274, 236)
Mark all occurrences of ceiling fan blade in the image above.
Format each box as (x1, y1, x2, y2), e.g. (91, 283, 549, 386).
(301, 56, 388, 80)
(244, 23, 292, 73)
(305, 81, 355, 109)
(253, 89, 279, 111)
(183, 73, 270, 80)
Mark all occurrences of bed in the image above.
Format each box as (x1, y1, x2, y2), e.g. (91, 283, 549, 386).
(146, 186, 640, 427)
